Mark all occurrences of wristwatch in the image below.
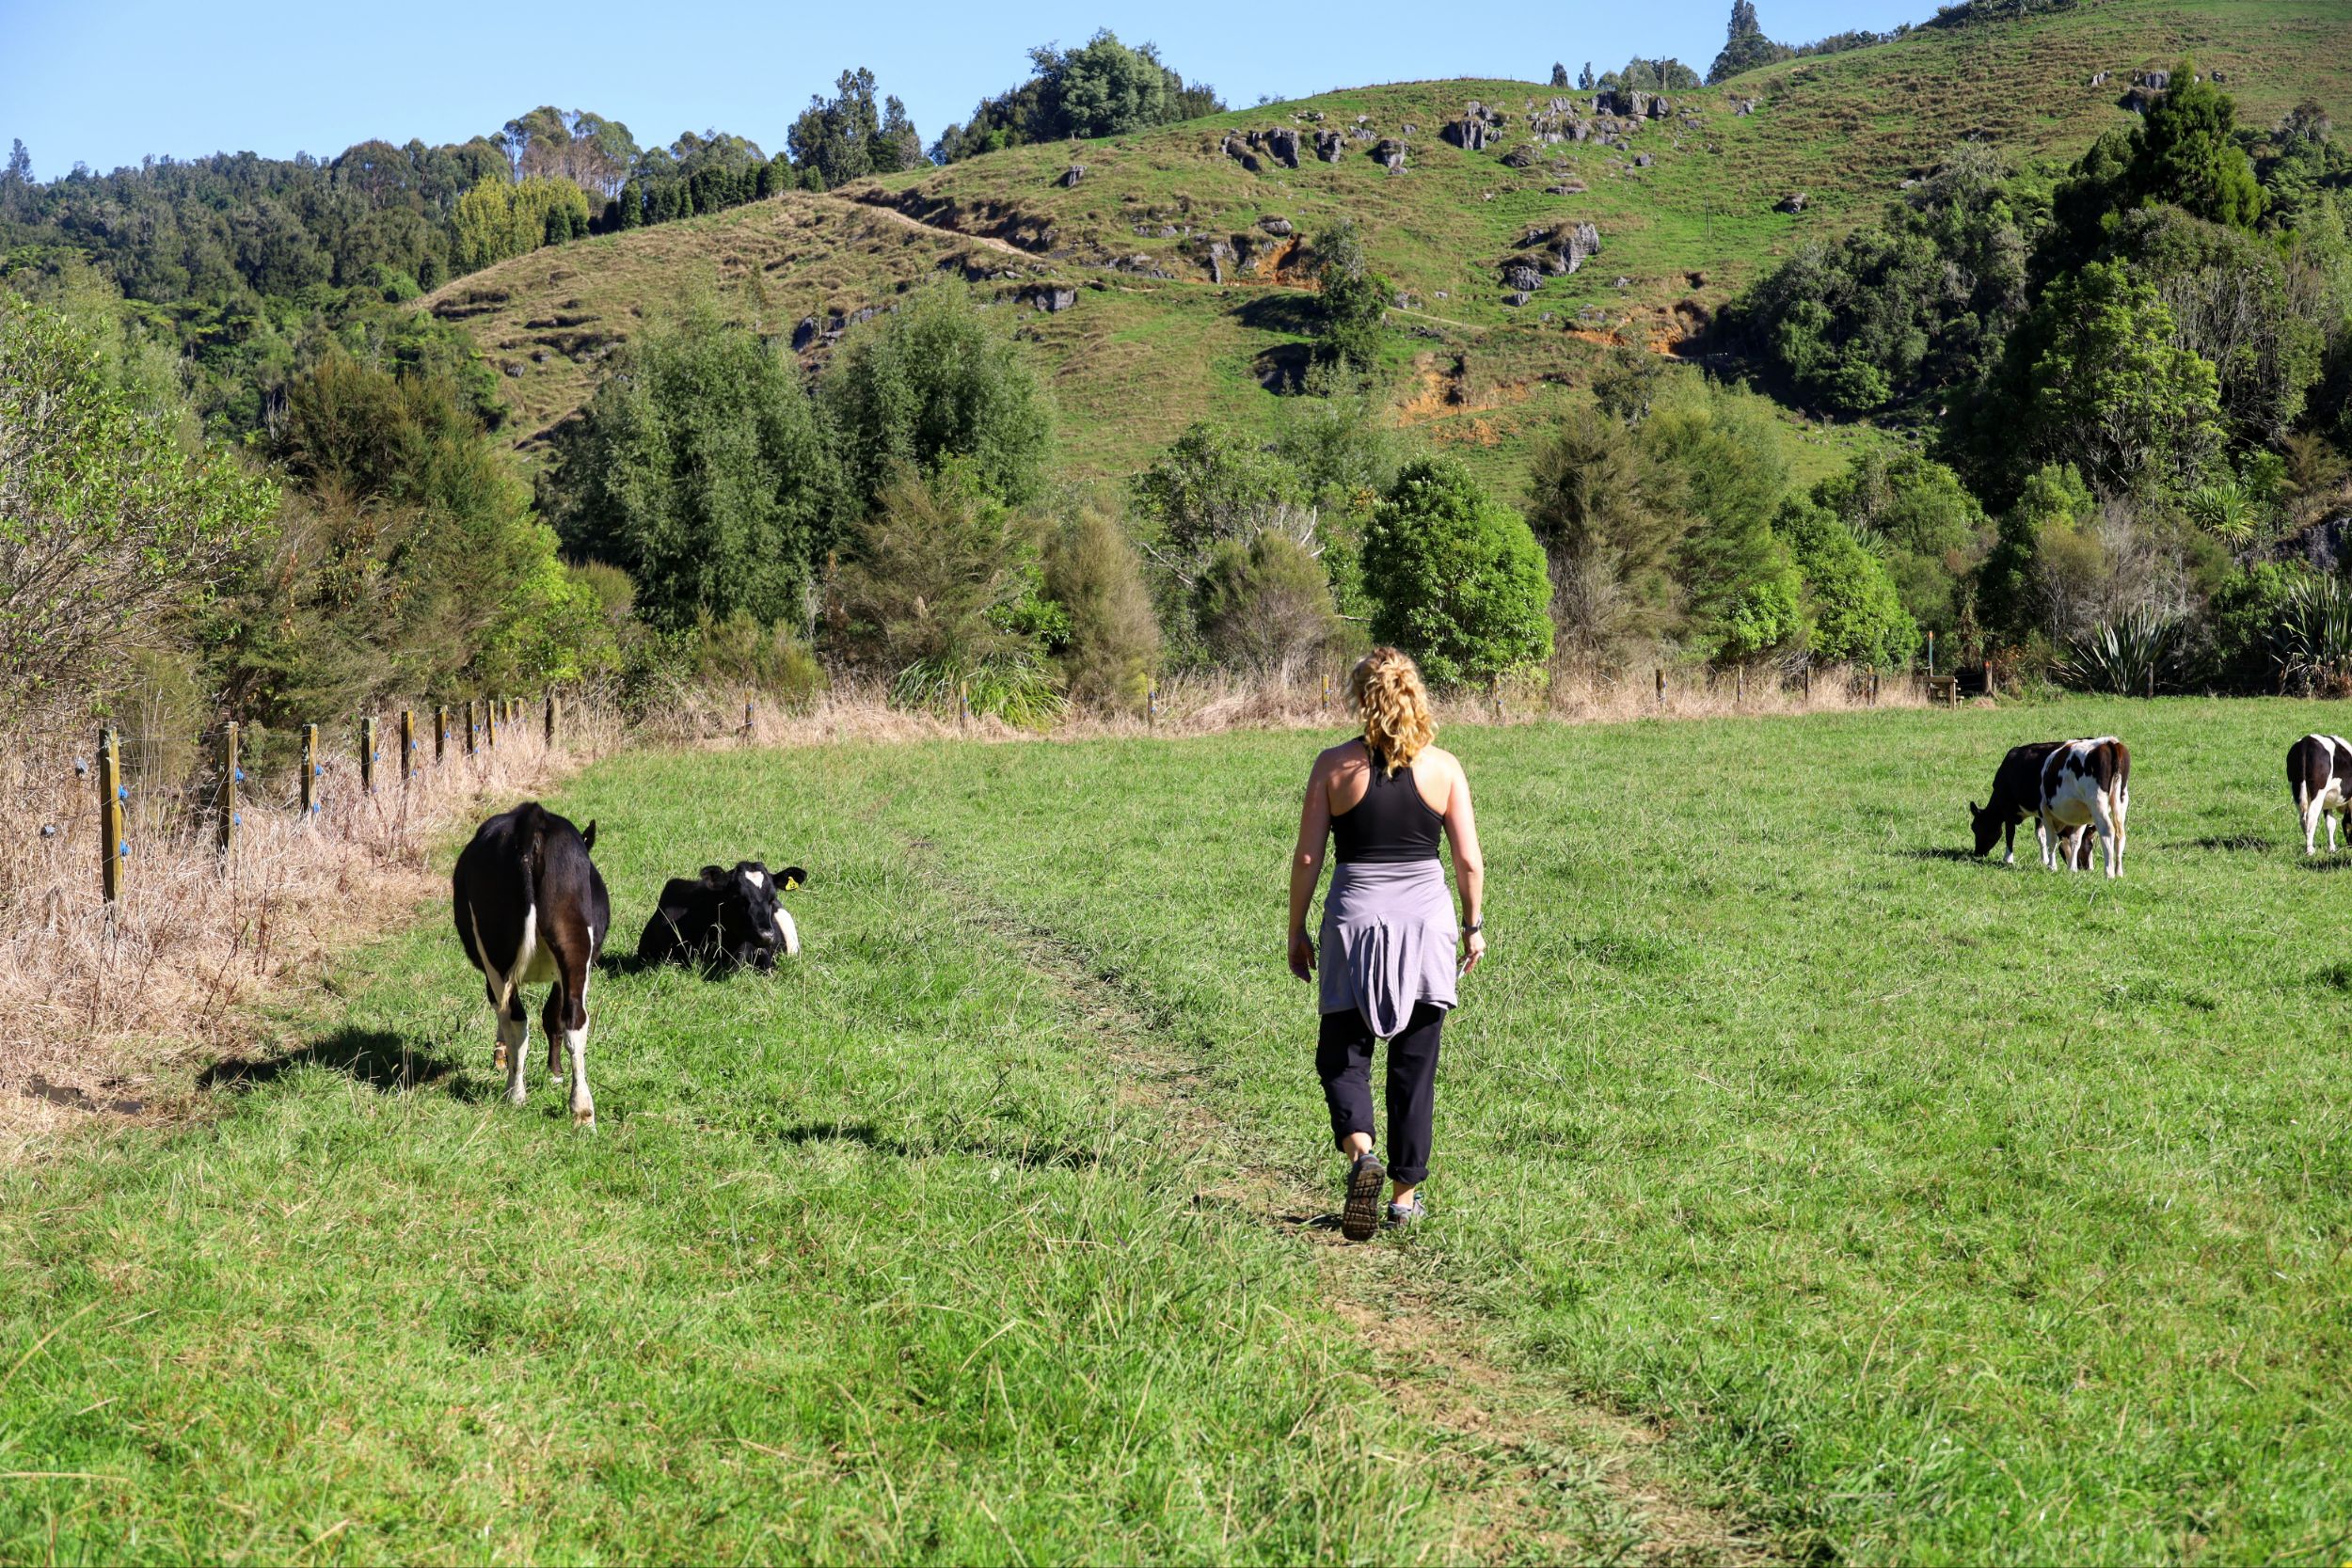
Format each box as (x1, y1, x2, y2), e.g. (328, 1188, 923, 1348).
(1464, 921, 1484, 935)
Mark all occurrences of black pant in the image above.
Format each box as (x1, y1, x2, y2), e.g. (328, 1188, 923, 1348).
(1316, 1003, 1446, 1186)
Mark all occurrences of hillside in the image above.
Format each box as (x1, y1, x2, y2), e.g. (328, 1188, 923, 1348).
(423, 0, 2352, 487)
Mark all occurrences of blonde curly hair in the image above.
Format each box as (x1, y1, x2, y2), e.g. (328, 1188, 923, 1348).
(1351, 647, 1436, 776)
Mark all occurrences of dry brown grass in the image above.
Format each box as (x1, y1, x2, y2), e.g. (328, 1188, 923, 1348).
(0, 705, 625, 1151)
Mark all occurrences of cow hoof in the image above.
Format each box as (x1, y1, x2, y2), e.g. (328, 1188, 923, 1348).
(493, 1042, 509, 1071)
(574, 1107, 597, 1130)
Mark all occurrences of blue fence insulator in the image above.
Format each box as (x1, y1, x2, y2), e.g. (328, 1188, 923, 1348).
(314, 764, 324, 777)
(119, 844, 129, 858)
(232, 813, 243, 826)
(118, 785, 129, 801)
(234, 768, 246, 782)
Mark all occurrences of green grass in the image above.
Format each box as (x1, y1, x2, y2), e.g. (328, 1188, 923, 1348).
(8, 697, 2352, 1561)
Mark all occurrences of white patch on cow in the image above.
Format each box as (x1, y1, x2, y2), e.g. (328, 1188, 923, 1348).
(2298, 735, 2352, 855)
(744, 869, 766, 889)
(500, 1008, 531, 1104)
(2041, 738, 2128, 878)
(564, 1025, 594, 1127)
(776, 907, 802, 957)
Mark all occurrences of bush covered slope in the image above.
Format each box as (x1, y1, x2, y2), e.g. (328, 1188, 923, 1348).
(425, 0, 2352, 482)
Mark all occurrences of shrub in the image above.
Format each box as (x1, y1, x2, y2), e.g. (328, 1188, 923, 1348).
(1042, 508, 1161, 708)
(1361, 458, 1553, 688)
(832, 467, 1066, 725)
(1197, 533, 1341, 682)
(690, 610, 828, 707)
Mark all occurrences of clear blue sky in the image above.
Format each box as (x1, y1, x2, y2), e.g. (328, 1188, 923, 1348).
(1, 0, 1932, 178)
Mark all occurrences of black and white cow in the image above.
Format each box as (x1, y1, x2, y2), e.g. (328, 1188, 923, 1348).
(453, 801, 610, 1126)
(2288, 733, 2352, 855)
(1970, 736, 2131, 878)
(637, 861, 803, 970)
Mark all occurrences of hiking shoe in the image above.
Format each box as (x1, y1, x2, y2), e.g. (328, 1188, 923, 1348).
(1387, 1197, 1427, 1227)
(1342, 1153, 1386, 1241)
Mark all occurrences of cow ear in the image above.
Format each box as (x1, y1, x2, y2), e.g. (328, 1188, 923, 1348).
(700, 864, 729, 886)
(780, 865, 807, 890)
(1968, 800, 1979, 815)
(581, 820, 596, 851)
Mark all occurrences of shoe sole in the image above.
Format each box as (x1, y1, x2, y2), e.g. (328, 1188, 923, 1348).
(1342, 1157, 1386, 1242)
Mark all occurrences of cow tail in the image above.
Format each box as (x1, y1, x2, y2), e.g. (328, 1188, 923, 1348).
(514, 800, 550, 925)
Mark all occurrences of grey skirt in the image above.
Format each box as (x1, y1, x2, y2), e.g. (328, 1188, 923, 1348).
(1319, 859, 1459, 1038)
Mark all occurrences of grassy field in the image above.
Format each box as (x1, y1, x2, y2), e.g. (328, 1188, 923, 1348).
(428, 0, 2352, 486)
(5, 697, 2351, 1562)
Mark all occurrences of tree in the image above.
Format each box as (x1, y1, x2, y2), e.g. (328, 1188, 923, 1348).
(1776, 500, 1916, 666)
(1361, 458, 1553, 687)
(1709, 0, 1792, 82)
(544, 307, 839, 632)
(1812, 450, 1991, 635)
(2129, 60, 2262, 230)
(1130, 422, 1317, 588)
(2025, 261, 2227, 492)
(933, 33, 1221, 160)
(1976, 464, 2093, 639)
(789, 68, 887, 188)
(1579, 62, 1596, 90)
(1525, 403, 1690, 624)
(1550, 63, 1569, 87)
(1043, 507, 1160, 706)
(832, 466, 1064, 724)
(1311, 220, 1391, 376)
(817, 283, 1053, 511)
(0, 296, 277, 712)
(1197, 532, 1341, 682)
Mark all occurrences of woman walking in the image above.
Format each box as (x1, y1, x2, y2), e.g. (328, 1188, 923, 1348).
(1288, 647, 1486, 1241)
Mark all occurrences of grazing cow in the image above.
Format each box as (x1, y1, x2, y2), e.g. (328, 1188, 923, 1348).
(2288, 734, 2352, 855)
(638, 862, 804, 970)
(1970, 737, 2131, 877)
(452, 801, 610, 1126)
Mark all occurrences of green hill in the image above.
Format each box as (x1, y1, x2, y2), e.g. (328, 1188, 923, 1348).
(423, 0, 2352, 487)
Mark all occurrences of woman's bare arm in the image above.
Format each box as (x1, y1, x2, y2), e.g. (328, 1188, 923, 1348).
(1442, 760, 1486, 974)
(1288, 753, 1334, 979)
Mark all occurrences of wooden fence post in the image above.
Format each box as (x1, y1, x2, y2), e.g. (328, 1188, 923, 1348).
(435, 705, 449, 764)
(959, 681, 971, 728)
(98, 726, 123, 905)
(485, 697, 498, 752)
(217, 722, 239, 859)
(360, 716, 377, 795)
(301, 723, 320, 818)
(401, 709, 416, 784)
(2145, 664, 2155, 700)
(1655, 667, 1665, 708)
(1927, 630, 1935, 677)
(1320, 673, 1329, 713)
(1147, 681, 1157, 734)
(742, 700, 754, 742)
(1983, 660, 1994, 700)
(547, 693, 560, 748)
(464, 700, 477, 757)
(1736, 667, 1746, 706)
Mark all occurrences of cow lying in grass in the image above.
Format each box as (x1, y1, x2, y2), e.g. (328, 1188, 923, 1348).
(2288, 733, 2352, 855)
(638, 861, 803, 970)
(453, 801, 609, 1126)
(1970, 737, 2131, 878)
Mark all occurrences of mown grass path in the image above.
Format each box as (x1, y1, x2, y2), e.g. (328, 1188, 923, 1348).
(4, 697, 2348, 1562)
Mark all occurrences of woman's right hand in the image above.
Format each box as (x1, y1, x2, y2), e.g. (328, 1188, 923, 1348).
(1459, 927, 1486, 976)
(1288, 929, 1316, 981)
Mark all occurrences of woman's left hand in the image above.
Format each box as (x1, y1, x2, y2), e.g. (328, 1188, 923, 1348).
(1459, 928, 1486, 975)
(1289, 929, 1317, 981)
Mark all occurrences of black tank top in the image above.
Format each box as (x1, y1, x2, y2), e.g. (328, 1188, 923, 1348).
(1330, 740, 1444, 863)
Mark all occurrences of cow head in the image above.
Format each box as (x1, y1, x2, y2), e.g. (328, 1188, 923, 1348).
(1968, 800, 2002, 857)
(699, 861, 801, 969)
